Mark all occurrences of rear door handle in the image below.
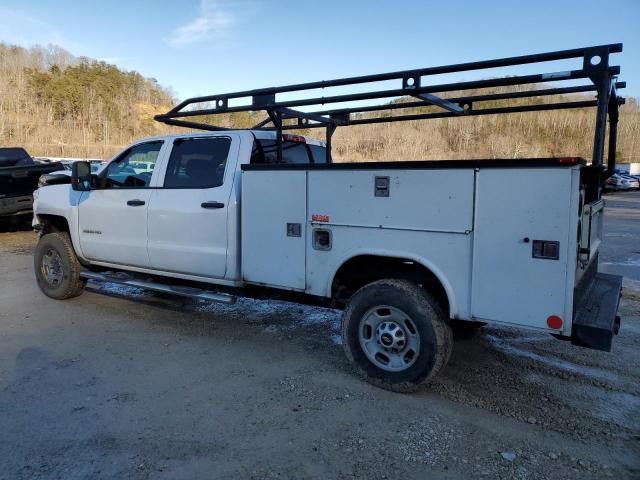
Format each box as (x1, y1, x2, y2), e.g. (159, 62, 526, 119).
(201, 201, 224, 209)
(127, 199, 146, 206)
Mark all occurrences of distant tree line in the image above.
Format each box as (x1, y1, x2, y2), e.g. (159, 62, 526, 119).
(328, 92, 639, 163)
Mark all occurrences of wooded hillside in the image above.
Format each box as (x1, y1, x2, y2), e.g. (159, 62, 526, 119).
(0, 43, 174, 158)
(329, 94, 639, 163)
(0, 42, 638, 163)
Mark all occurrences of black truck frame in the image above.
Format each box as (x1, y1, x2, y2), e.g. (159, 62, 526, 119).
(155, 43, 625, 200)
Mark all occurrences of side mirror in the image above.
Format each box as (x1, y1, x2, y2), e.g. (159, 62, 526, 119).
(71, 161, 92, 191)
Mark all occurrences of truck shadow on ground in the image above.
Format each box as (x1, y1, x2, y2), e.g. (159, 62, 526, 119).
(84, 279, 640, 450)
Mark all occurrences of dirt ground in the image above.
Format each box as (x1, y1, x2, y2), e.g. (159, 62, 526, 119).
(0, 193, 639, 480)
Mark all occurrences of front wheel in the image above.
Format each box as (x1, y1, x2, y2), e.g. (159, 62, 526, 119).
(34, 232, 85, 299)
(342, 279, 453, 392)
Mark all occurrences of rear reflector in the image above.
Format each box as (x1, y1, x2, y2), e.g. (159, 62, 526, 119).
(282, 134, 306, 143)
(547, 315, 563, 329)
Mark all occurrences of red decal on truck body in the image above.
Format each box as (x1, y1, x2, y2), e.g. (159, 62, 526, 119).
(311, 214, 330, 223)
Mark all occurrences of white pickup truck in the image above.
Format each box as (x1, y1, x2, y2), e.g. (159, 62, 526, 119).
(31, 45, 625, 391)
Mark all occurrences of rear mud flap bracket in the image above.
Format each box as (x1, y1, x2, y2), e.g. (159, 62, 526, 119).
(571, 272, 622, 352)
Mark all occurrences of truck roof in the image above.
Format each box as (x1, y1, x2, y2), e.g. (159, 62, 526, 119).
(140, 130, 326, 147)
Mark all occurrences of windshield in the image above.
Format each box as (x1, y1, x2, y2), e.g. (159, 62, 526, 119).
(0, 147, 32, 167)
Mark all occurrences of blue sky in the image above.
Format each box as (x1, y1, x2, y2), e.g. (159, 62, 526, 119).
(0, 0, 638, 102)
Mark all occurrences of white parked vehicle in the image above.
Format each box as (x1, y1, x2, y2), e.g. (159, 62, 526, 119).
(31, 45, 625, 391)
(605, 173, 640, 192)
(604, 173, 640, 192)
(60, 160, 106, 174)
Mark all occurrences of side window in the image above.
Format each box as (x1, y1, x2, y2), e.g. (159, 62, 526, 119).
(250, 140, 312, 164)
(309, 144, 328, 164)
(164, 137, 231, 188)
(102, 142, 162, 188)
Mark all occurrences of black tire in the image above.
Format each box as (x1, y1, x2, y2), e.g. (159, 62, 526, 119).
(341, 279, 453, 393)
(34, 232, 85, 299)
(450, 319, 487, 339)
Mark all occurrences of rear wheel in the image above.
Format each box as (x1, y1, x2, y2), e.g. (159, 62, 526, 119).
(342, 279, 453, 392)
(34, 232, 85, 299)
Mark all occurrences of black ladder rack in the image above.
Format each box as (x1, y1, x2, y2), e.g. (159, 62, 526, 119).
(155, 43, 625, 174)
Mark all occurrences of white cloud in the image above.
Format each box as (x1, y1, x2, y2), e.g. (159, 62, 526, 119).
(166, 0, 238, 47)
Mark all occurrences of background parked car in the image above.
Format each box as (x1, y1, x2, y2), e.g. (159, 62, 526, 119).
(59, 159, 105, 174)
(614, 168, 640, 186)
(0, 147, 62, 226)
(605, 173, 640, 192)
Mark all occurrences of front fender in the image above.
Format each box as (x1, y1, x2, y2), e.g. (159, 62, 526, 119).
(33, 185, 86, 261)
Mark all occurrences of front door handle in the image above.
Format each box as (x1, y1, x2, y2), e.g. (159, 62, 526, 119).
(127, 199, 146, 206)
(201, 201, 224, 209)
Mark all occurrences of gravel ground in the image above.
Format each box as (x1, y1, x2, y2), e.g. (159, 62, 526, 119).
(0, 192, 639, 479)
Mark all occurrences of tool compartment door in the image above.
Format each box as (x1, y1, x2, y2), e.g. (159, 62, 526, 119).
(241, 170, 307, 290)
(471, 168, 575, 328)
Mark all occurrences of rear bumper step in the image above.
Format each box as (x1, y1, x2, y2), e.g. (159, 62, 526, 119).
(571, 272, 622, 352)
(80, 271, 236, 305)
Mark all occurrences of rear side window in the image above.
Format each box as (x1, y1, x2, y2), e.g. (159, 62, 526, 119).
(309, 144, 328, 164)
(250, 140, 327, 165)
(164, 137, 231, 188)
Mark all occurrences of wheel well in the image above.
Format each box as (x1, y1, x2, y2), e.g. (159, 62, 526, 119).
(331, 255, 450, 316)
(37, 214, 70, 235)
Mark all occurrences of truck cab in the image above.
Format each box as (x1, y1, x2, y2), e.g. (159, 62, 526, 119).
(34, 131, 326, 285)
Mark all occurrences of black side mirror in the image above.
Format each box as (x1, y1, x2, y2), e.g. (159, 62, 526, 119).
(71, 161, 92, 191)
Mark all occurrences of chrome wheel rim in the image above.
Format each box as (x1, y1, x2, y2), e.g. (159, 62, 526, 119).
(41, 248, 63, 287)
(358, 305, 420, 372)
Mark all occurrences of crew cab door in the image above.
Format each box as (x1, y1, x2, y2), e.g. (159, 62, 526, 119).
(78, 141, 165, 267)
(147, 135, 238, 279)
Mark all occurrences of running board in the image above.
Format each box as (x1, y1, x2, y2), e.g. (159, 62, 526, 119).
(80, 271, 236, 304)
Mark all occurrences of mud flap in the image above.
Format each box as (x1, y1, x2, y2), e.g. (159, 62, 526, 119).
(571, 272, 622, 352)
